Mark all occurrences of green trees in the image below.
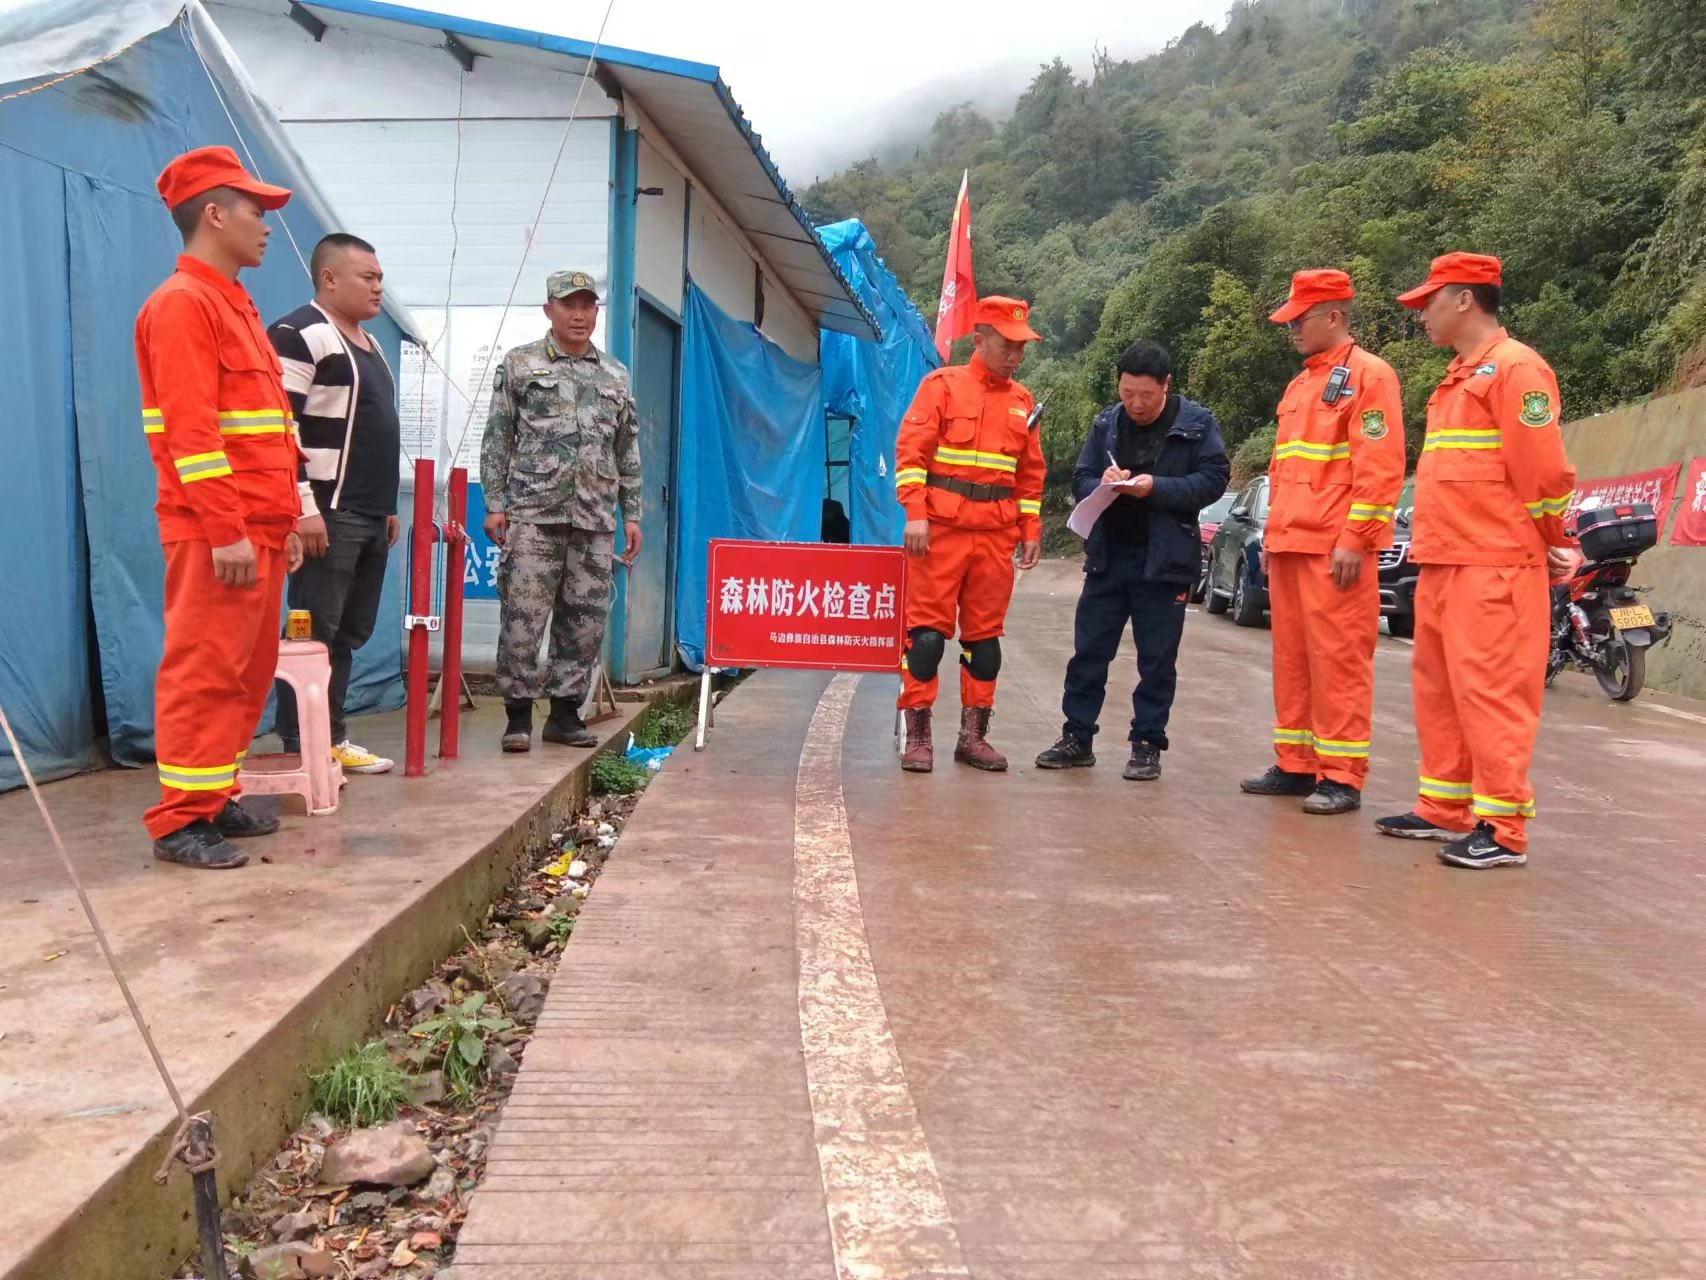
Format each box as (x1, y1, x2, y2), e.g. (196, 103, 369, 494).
(803, 0, 1706, 481)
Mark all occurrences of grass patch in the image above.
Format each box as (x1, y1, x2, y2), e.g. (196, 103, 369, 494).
(633, 698, 695, 749)
(591, 753, 650, 795)
(309, 1041, 410, 1128)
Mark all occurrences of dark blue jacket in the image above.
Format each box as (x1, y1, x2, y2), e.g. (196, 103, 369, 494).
(1072, 397, 1232, 582)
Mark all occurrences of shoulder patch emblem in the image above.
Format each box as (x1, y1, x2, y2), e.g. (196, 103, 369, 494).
(1360, 409, 1389, 440)
(1009, 405, 1027, 416)
(1476, 363, 1498, 376)
(1519, 390, 1555, 428)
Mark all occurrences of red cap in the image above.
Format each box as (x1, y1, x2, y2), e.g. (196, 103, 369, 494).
(974, 296, 1041, 343)
(156, 145, 291, 212)
(1396, 252, 1502, 309)
(1269, 269, 1355, 323)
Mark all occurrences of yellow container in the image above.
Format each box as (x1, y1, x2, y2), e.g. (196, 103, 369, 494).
(285, 609, 312, 640)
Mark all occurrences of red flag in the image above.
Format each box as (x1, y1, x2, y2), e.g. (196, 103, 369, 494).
(934, 170, 975, 360)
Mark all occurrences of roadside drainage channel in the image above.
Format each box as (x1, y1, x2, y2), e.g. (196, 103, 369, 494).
(173, 694, 700, 1280)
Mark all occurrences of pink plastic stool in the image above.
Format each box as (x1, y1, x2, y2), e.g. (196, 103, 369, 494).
(238, 639, 343, 816)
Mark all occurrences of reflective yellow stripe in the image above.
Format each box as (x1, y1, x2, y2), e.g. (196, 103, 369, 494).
(142, 408, 165, 435)
(895, 467, 928, 490)
(1419, 775, 1472, 800)
(1422, 430, 1501, 452)
(1018, 499, 1041, 515)
(174, 451, 233, 483)
(1274, 727, 1314, 744)
(1274, 441, 1351, 462)
(220, 420, 290, 435)
(933, 446, 1018, 473)
(158, 760, 239, 792)
(1313, 736, 1371, 758)
(1473, 794, 1536, 819)
(1347, 503, 1394, 523)
(1524, 493, 1572, 518)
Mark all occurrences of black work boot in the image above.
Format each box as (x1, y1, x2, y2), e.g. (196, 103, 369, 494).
(502, 699, 533, 753)
(1123, 741, 1162, 781)
(1240, 765, 1316, 796)
(1035, 733, 1096, 769)
(153, 820, 248, 870)
(213, 799, 279, 838)
(1438, 822, 1527, 869)
(542, 697, 597, 748)
(1374, 812, 1463, 841)
(1302, 779, 1362, 815)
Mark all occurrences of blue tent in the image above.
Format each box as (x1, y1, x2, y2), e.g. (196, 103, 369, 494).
(0, 11, 413, 790)
(816, 219, 941, 547)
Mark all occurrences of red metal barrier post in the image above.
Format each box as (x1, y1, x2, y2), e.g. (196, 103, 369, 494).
(439, 467, 468, 760)
(404, 458, 436, 777)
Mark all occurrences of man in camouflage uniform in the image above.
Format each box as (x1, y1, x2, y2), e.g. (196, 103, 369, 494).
(481, 269, 642, 752)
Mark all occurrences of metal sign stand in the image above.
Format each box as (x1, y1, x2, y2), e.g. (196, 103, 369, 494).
(694, 667, 718, 752)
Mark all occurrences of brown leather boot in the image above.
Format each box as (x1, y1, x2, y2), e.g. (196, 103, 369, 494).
(954, 706, 1008, 772)
(900, 708, 934, 773)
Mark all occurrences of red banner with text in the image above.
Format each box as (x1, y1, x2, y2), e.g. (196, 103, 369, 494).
(705, 540, 907, 673)
(1566, 464, 1682, 531)
(1671, 457, 1706, 546)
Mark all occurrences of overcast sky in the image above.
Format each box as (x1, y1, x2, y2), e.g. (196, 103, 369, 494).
(426, 0, 1230, 182)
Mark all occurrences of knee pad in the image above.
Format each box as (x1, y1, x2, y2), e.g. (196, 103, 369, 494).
(905, 628, 948, 681)
(960, 636, 1001, 681)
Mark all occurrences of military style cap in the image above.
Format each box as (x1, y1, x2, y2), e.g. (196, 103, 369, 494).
(1396, 252, 1503, 309)
(974, 296, 1040, 342)
(157, 145, 291, 211)
(1269, 269, 1355, 323)
(548, 270, 601, 301)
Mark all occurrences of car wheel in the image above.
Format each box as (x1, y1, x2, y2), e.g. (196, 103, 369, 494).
(1203, 561, 1229, 614)
(1231, 562, 1265, 627)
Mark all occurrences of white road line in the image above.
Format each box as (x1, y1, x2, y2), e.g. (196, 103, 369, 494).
(794, 672, 969, 1280)
(1641, 701, 1706, 728)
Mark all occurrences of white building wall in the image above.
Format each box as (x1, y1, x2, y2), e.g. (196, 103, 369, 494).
(634, 133, 686, 315)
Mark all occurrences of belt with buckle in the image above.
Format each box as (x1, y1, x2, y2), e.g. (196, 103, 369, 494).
(927, 474, 1014, 503)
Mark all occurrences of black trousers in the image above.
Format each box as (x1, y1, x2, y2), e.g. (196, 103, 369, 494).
(276, 509, 390, 747)
(1060, 554, 1189, 749)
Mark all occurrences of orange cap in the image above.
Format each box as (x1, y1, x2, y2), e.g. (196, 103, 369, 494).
(1268, 269, 1355, 323)
(156, 145, 291, 212)
(1396, 252, 1502, 309)
(974, 296, 1041, 343)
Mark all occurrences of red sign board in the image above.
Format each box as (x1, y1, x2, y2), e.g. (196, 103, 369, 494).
(1672, 456, 1706, 546)
(706, 540, 906, 673)
(1566, 464, 1682, 531)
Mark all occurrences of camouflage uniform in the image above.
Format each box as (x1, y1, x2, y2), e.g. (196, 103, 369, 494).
(481, 328, 642, 704)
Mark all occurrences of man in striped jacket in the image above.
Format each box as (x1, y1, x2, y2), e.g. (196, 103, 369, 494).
(267, 234, 401, 775)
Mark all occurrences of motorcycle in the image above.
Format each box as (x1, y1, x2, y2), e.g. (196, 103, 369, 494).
(1547, 501, 1672, 702)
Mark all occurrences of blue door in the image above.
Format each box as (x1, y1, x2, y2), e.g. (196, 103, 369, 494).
(624, 300, 679, 679)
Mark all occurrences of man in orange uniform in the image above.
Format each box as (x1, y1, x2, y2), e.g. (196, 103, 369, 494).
(895, 297, 1044, 772)
(1240, 270, 1405, 815)
(137, 147, 306, 869)
(1376, 253, 1577, 868)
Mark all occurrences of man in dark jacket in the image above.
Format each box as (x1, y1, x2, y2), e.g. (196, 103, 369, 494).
(1036, 341, 1231, 780)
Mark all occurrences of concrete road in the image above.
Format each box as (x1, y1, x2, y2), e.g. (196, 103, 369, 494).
(456, 558, 1706, 1279)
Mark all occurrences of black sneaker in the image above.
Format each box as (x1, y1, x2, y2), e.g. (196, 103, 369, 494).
(1302, 780, 1362, 816)
(502, 699, 533, 753)
(213, 799, 279, 838)
(153, 820, 248, 870)
(1438, 822, 1527, 869)
(1374, 812, 1463, 841)
(1123, 741, 1162, 782)
(1240, 765, 1316, 797)
(542, 697, 597, 748)
(1035, 733, 1095, 769)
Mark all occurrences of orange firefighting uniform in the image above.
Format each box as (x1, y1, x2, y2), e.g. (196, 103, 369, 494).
(1409, 329, 1575, 852)
(895, 353, 1044, 709)
(1264, 341, 1406, 789)
(137, 255, 302, 839)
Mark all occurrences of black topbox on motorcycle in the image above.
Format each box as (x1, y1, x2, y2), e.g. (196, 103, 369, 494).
(1575, 502, 1659, 561)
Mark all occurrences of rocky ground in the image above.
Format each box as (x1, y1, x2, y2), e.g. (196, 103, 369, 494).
(174, 788, 644, 1280)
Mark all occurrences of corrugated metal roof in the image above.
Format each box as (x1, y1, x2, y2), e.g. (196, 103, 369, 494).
(231, 0, 880, 341)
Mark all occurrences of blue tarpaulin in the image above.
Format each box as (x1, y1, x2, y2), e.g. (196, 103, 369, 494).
(1, 18, 407, 788)
(673, 285, 825, 667)
(816, 219, 940, 547)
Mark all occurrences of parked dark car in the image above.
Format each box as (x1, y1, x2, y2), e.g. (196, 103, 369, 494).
(1191, 490, 1239, 603)
(1204, 476, 1269, 626)
(1378, 479, 1418, 638)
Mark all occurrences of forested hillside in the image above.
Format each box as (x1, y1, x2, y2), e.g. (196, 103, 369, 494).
(803, 0, 1706, 480)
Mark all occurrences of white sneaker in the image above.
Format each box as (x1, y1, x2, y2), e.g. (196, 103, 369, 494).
(332, 740, 394, 774)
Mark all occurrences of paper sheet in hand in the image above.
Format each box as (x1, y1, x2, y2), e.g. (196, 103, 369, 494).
(1067, 477, 1144, 539)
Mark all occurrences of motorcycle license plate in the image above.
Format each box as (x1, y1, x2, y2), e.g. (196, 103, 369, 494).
(1610, 604, 1655, 630)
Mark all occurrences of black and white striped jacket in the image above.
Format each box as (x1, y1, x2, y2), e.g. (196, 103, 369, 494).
(267, 302, 395, 517)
